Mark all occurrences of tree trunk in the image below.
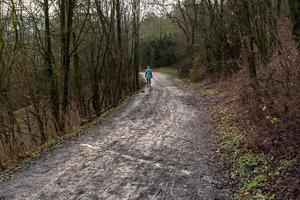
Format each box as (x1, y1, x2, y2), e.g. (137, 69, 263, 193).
(72, 32, 87, 118)
(133, 0, 140, 91)
(60, 0, 75, 131)
(44, 0, 62, 132)
(115, 0, 123, 102)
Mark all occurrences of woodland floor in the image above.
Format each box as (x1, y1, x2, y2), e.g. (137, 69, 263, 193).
(0, 73, 231, 200)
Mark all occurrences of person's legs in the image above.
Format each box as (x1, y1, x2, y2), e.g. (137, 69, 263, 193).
(149, 79, 151, 87)
(146, 79, 150, 87)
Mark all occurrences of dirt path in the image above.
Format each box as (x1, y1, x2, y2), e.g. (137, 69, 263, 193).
(0, 73, 231, 200)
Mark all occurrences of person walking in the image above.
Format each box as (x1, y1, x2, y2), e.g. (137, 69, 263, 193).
(145, 66, 153, 88)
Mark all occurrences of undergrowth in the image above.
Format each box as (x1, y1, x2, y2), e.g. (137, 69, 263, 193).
(189, 82, 218, 97)
(214, 108, 295, 200)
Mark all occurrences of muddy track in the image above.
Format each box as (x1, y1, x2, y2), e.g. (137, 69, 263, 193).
(0, 73, 231, 200)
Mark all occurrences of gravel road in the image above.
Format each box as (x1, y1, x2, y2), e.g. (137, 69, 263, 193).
(0, 73, 231, 200)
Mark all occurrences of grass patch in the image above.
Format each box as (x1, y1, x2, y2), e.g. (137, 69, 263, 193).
(139, 73, 146, 88)
(156, 67, 178, 78)
(42, 138, 58, 150)
(155, 67, 184, 84)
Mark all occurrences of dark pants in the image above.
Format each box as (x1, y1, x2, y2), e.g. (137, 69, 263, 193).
(146, 79, 151, 87)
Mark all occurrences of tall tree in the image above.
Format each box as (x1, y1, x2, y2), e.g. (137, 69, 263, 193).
(133, 0, 140, 90)
(60, 0, 75, 131)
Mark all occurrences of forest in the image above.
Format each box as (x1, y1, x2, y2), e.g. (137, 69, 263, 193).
(0, 0, 140, 169)
(0, 0, 300, 199)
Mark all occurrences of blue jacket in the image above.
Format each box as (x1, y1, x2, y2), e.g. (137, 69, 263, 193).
(145, 67, 153, 80)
